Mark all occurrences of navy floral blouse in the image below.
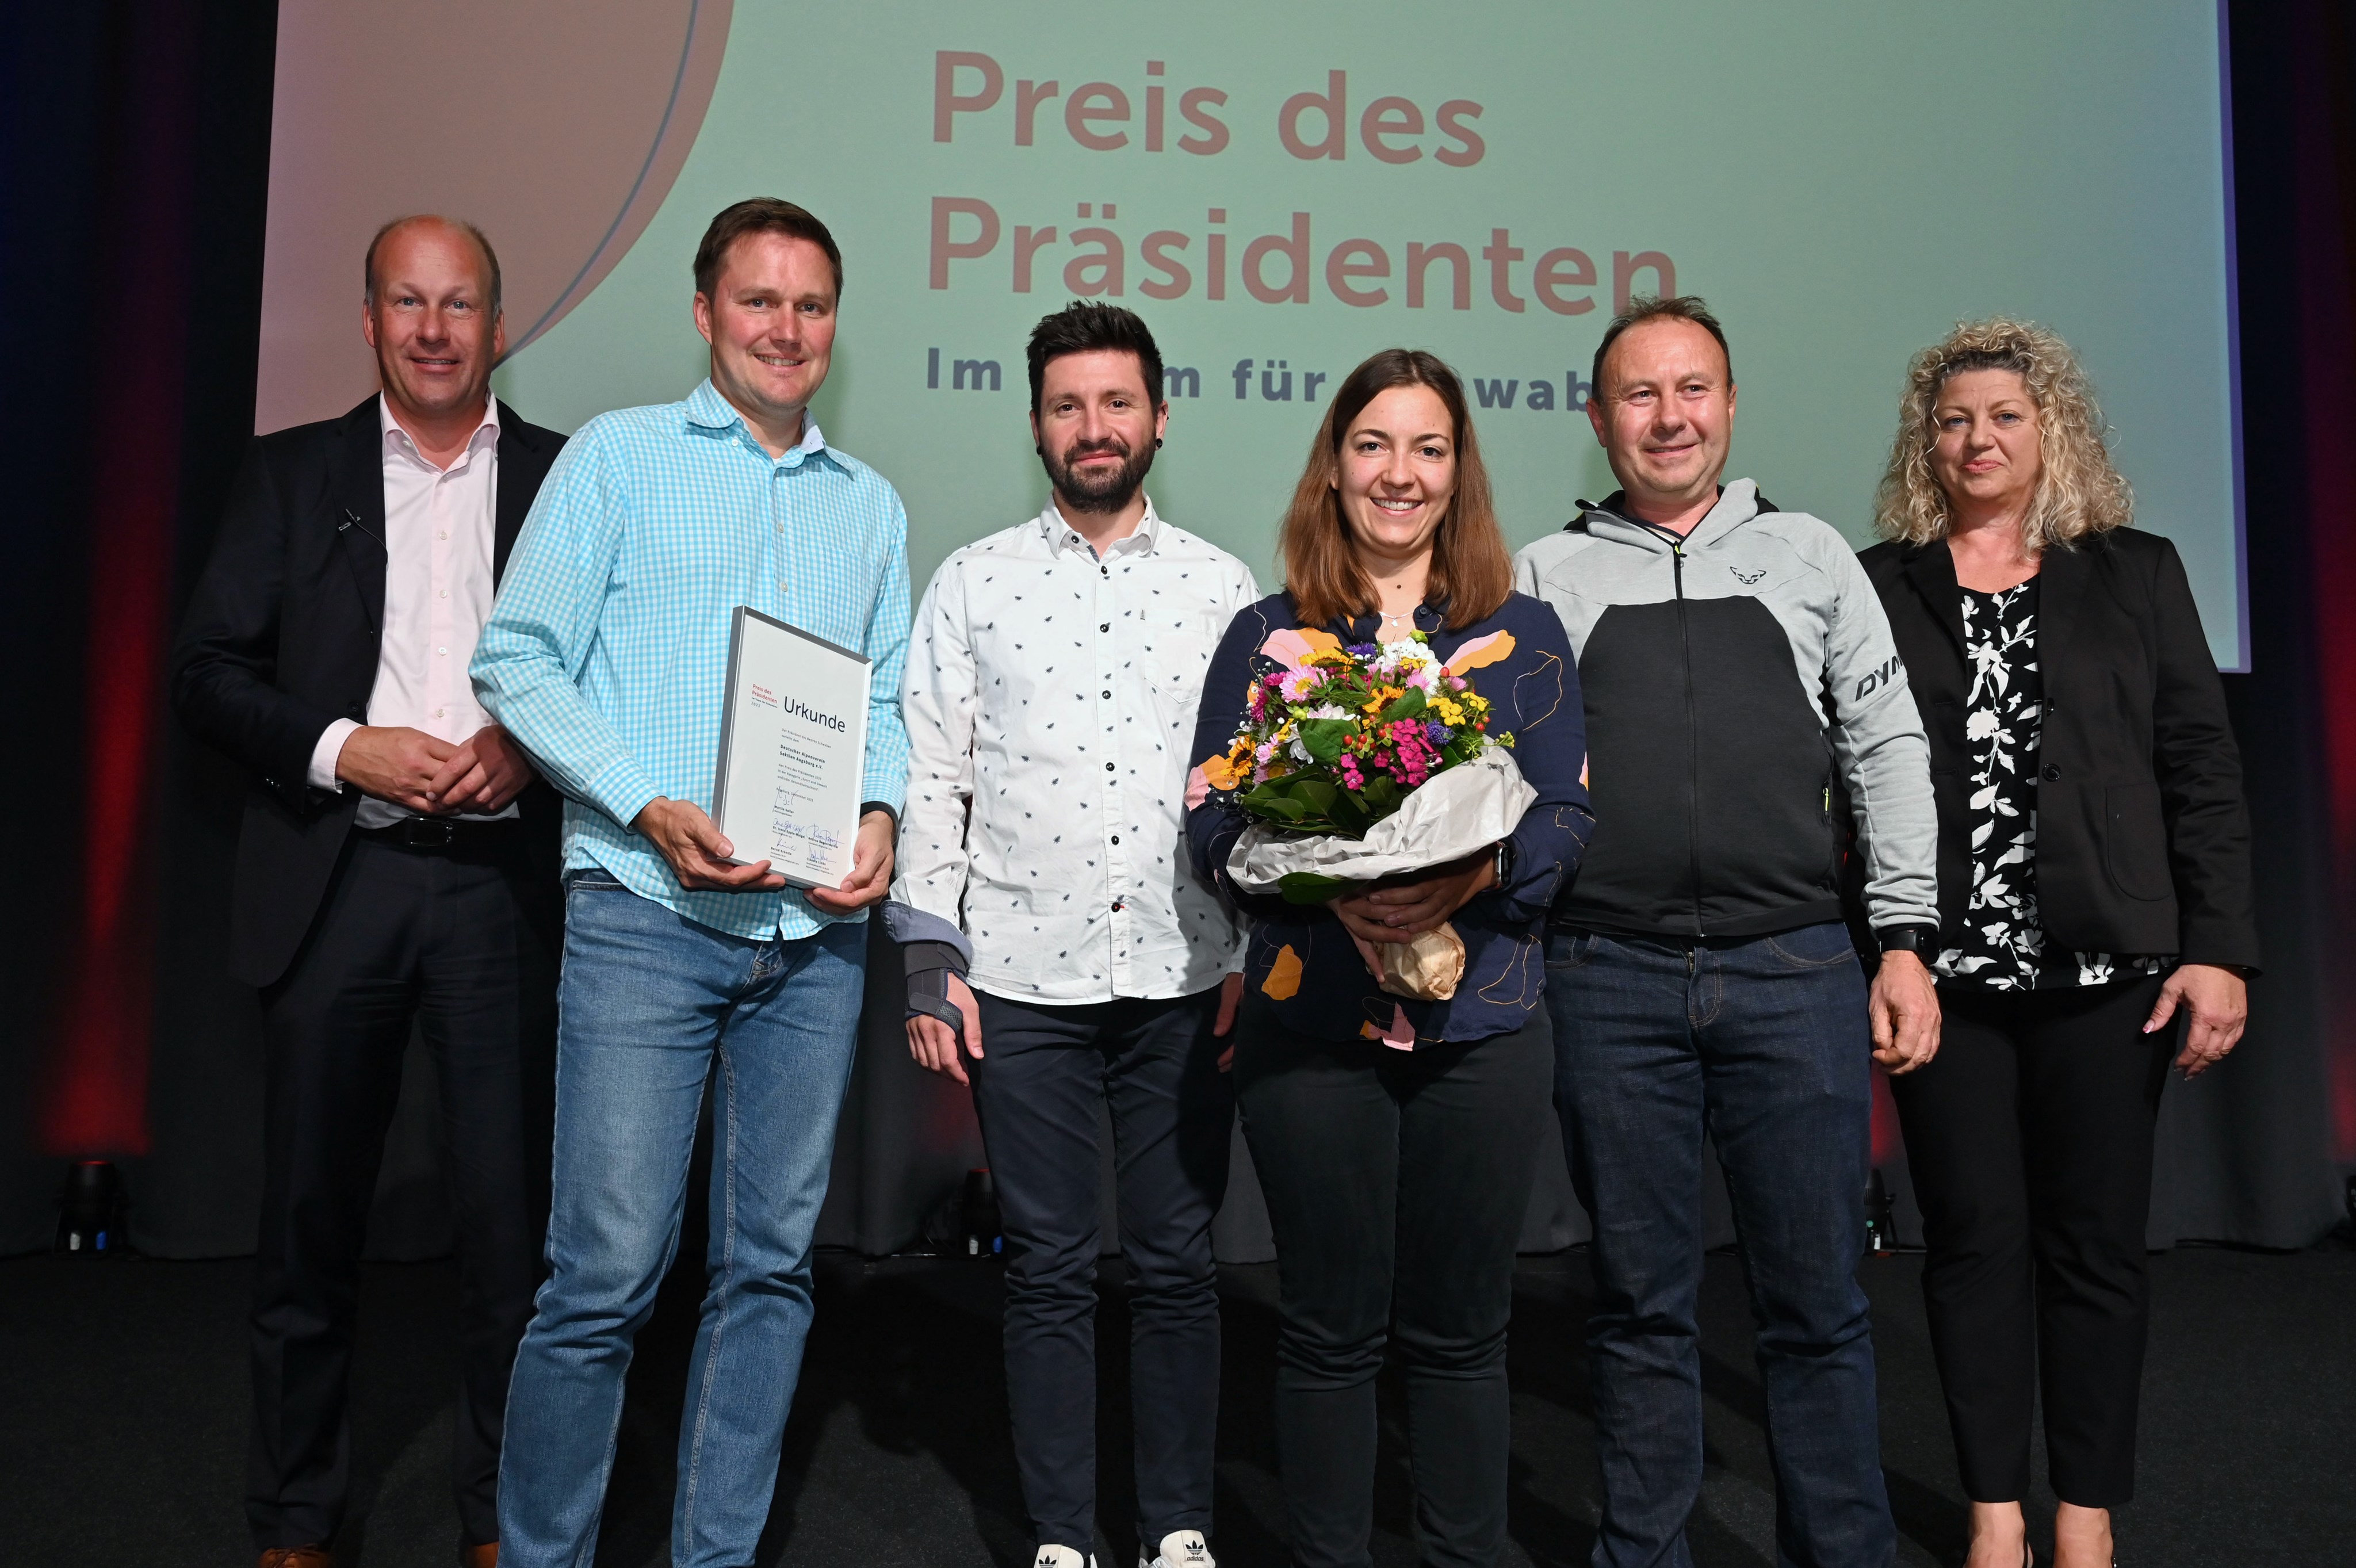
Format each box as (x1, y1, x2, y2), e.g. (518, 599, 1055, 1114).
(1934, 579, 2167, 991)
(1185, 591, 1594, 1045)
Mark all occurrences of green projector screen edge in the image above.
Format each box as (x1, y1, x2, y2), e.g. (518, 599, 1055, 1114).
(489, 0, 2249, 669)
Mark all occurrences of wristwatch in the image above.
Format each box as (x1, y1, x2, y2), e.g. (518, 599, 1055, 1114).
(1875, 923, 1940, 955)
(1493, 839, 1515, 887)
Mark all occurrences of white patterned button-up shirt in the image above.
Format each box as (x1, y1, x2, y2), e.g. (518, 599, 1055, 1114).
(894, 499, 1259, 1003)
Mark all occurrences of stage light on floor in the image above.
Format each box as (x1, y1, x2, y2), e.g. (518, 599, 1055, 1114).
(962, 1168, 1001, 1257)
(1864, 1168, 1896, 1255)
(56, 1160, 123, 1256)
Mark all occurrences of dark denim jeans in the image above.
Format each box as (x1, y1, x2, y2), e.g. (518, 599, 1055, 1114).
(1546, 923, 1893, 1568)
(968, 986, 1235, 1558)
(1235, 999, 1552, 1568)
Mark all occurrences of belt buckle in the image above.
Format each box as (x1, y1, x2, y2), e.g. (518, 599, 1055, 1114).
(404, 816, 457, 848)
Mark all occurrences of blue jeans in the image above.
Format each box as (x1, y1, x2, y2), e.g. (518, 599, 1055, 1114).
(497, 872, 866, 1568)
(1546, 923, 1893, 1568)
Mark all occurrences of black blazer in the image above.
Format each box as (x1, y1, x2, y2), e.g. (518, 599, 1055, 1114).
(171, 396, 567, 988)
(1857, 529, 2259, 970)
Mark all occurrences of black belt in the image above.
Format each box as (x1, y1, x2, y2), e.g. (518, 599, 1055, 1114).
(356, 814, 523, 850)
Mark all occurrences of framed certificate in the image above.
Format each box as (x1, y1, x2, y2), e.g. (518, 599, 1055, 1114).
(710, 607, 872, 889)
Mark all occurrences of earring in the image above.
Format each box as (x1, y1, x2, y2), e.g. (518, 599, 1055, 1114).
(1154, 437, 1164, 449)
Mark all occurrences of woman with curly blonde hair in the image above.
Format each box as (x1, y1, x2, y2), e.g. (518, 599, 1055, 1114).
(1874, 318, 2136, 552)
(1856, 320, 2259, 1568)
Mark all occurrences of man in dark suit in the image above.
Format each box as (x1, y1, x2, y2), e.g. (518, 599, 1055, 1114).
(173, 214, 565, 1568)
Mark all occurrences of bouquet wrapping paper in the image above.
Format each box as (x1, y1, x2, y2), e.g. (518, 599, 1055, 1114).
(1226, 747, 1535, 1000)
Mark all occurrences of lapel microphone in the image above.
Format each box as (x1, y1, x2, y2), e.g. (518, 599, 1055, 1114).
(339, 508, 384, 547)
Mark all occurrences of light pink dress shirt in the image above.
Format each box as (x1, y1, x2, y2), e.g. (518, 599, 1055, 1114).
(307, 395, 515, 824)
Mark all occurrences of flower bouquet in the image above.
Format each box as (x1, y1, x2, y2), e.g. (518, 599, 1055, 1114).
(1199, 625, 1532, 1001)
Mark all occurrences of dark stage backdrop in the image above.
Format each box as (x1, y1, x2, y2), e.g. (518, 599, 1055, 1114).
(1, 1, 2349, 1261)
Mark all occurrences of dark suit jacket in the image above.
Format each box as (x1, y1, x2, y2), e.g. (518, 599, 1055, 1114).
(1857, 529, 2259, 971)
(171, 395, 567, 988)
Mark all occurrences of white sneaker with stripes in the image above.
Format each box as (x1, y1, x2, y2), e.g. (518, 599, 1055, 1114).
(1139, 1530, 1214, 1568)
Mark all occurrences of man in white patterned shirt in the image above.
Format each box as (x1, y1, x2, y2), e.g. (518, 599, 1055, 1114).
(897, 303, 1257, 1568)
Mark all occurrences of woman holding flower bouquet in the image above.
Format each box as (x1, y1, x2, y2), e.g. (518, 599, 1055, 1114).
(1185, 349, 1593, 1567)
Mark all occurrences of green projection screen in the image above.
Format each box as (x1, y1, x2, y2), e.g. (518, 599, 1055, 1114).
(279, 2, 2247, 664)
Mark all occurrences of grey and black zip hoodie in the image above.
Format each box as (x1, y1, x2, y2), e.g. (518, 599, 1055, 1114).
(1513, 479, 1938, 940)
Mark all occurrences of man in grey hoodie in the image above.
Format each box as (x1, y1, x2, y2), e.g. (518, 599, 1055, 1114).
(1516, 296, 1941, 1567)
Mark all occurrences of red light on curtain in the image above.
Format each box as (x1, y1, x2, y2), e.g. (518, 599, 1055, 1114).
(2290, 6, 2356, 1165)
(39, 0, 197, 1157)
(1869, 1070, 1901, 1168)
(2315, 473, 2356, 1167)
(44, 510, 173, 1156)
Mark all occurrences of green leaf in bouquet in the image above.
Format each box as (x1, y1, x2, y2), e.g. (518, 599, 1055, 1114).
(1377, 688, 1426, 724)
(1296, 717, 1354, 763)
(1276, 871, 1353, 904)
(1314, 794, 1361, 839)
(1288, 778, 1337, 816)
(1240, 779, 1308, 823)
(1360, 774, 1401, 812)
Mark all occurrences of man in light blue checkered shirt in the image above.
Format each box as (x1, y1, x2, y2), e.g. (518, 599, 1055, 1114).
(471, 199, 911, 1568)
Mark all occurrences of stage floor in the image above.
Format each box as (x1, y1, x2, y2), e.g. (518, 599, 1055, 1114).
(3, 1242, 2349, 1565)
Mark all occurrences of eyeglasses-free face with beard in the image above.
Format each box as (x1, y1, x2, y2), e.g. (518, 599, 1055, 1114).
(1032, 347, 1169, 515)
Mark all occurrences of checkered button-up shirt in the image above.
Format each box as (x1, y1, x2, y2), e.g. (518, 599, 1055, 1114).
(893, 500, 1259, 1002)
(472, 378, 912, 940)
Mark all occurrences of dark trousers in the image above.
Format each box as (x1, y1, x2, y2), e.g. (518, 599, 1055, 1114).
(1546, 923, 1894, 1568)
(249, 832, 559, 1551)
(969, 986, 1236, 1556)
(1890, 975, 2172, 1507)
(1232, 997, 1551, 1568)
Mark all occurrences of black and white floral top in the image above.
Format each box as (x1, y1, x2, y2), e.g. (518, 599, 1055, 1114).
(1933, 579, 2168, 992)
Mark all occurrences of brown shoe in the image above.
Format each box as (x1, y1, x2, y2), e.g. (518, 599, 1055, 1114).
(460, 1544, 498, 1568)
(257, 1548, 333, 1568)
